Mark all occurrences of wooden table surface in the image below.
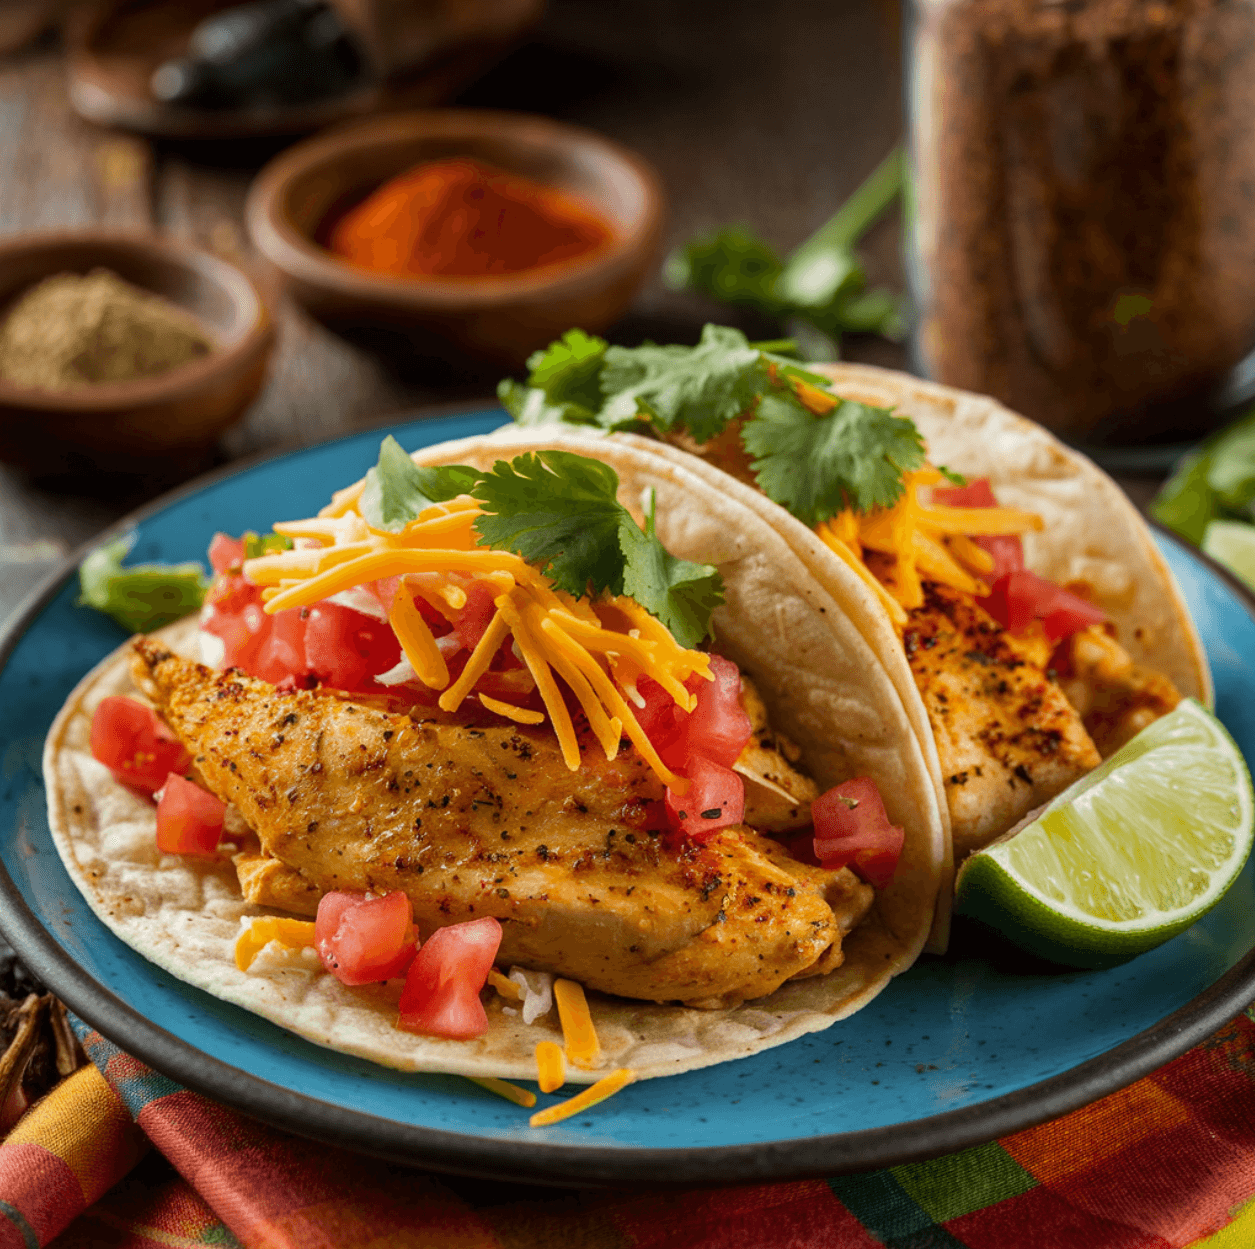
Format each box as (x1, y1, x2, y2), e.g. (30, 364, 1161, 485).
(0, 0, 1158, 616)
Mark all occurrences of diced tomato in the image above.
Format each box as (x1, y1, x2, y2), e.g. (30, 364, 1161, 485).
(370, 576, 403, 613)
(673, 655, 752, 769)
(316, 890, 417, 986)
(203, 576, 272, 672)
(250, 607, 308, 685)
(635, 676, 683, 750)
(208, 532, 246, 574)
(812, 777, 904, 890)
(981, 570, 1106, 642)
(303, 602, 401, 692)
(934, 477, 1024, 579)
(933, 478, 997, 509)
(978, 535, 1025, 580)
(155, 773, 225, 855)
(665, 756, 745, 842)
(453, 580, 499, 651)
(90, 697, 190, 793)
(397, 917, 503, 1039)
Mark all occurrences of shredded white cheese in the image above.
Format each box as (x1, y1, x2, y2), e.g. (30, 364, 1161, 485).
(509, 967, 554, 1025)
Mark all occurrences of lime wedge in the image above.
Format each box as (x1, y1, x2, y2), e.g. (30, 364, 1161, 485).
(954, 700, 1253, 968)
(1203, 520, 1255, 593)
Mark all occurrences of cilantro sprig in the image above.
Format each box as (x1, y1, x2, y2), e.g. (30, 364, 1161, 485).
(498, 323, 927, 521)
(663, 147, 906, 359)
(358, 439, 723, 646)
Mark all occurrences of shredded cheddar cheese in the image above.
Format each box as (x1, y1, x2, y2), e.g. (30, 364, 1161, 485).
(535, 1041, 566, 1093)
(529, 1069, 637, 1127)
(554, 978, 601, 1070)
(487, 969, 522, 1001)
(242, 489, 710, 791)
(467, 1077, 536, 1108)
(478, 693, 545, 724)
(818, 469, 1045, 620)
(234, 917, 317, 972)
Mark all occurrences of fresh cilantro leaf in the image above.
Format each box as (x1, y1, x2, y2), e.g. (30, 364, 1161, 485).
(937, 466, 967, 487)
(243, 531, 293, 559)
(360, 436, 483, 532)
(470, 451, 723, 643)
(78, 533, 210, 633)
(497, 379, 598, 427)
(618, 496, 723, 649)
(662, 225, 785, 317)
(472, 451, 628, 597)
(743, 388, 926, 524)
(524, 328, 608, 411)
(598, 324, 768, 441)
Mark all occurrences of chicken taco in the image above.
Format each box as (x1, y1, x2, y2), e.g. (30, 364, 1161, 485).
(499, 329, 1212, 936)
(45, 430, 945, 1092)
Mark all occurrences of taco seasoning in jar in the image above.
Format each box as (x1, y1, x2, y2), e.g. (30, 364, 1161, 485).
(906, 0, 1255, 441)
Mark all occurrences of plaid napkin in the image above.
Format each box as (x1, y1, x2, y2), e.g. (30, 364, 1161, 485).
(0, 1012, 1252, 1248)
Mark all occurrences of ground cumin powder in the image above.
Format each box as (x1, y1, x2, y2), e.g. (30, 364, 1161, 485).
(908, 0, 1255, 440)
(0, 269, 211, 392)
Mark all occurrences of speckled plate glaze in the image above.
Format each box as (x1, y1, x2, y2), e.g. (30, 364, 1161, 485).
(1, 409, 1254, 1188)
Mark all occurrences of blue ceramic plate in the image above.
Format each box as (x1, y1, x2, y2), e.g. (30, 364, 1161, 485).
(2, 410, 1254, 1188)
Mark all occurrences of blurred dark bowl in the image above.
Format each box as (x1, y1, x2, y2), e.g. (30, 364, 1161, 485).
(0, 231, 273, 476)
(244, 108, 667, 365)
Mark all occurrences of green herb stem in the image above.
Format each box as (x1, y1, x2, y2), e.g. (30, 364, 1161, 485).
(804, 146, 904, 253)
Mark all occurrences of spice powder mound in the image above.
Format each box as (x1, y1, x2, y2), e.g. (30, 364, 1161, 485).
(0, 269, 212, 392)
(909, 0, 1255, 438)
(329, 157, 612, 278)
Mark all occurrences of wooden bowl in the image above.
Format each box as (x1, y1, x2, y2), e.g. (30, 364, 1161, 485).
(245, 109, 667, 365)
(67, 0, 543, 141)
(0, 231, 273, 476)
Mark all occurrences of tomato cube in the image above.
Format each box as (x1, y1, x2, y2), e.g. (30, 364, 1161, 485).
(208, 533, 246, 574)
(812, 777, 904, 889)
(316, 890, 417, 986)
(91, 697, 191, 793)
(304, 603, 401, 692)
(665, 756, 745, 842)
(453, 580, 500, 652)
(397, 917, 502, 1039)
(155, 773, 225, 856)
(933, 478, 997, 509)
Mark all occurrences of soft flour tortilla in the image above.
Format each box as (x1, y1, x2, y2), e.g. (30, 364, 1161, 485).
(619, 362, 1214, 942)
(45, 431, 946, 1085)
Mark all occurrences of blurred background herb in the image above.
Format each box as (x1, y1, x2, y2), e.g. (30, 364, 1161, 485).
(1153, 408, 1255, 590)
(664, 146, 905, 361)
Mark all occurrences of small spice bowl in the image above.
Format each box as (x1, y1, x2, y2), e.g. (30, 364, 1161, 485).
(0, 230, 273, 476)
(245, 109, 667, 365)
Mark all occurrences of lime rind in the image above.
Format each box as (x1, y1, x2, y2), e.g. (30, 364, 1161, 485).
(955, 700, 1254, 968)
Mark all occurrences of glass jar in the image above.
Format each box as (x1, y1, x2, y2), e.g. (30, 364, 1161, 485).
(905, 0, 1255, 442)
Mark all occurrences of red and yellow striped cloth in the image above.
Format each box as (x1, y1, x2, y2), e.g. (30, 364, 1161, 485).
(1, 1011, 1254, 1248)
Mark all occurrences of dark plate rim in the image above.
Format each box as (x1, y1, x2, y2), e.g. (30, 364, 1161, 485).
(0, 411, 1251, 1188)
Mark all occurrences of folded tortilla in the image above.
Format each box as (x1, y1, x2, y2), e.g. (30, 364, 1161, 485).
(612, 362, 1213, 941)
(44, 430, 945, 1084)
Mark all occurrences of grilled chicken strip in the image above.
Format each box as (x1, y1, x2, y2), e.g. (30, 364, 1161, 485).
(903, 583, 1101, 861)
(131, 639, 873, 1008)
